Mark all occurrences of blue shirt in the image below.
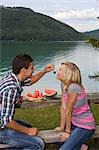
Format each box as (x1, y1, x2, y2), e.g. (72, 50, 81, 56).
(0, 73, 30, 129)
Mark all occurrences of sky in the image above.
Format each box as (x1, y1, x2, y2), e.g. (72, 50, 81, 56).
(0, 0, 99, 32)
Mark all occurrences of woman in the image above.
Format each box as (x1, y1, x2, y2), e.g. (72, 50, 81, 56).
(56, 62, 95, 150)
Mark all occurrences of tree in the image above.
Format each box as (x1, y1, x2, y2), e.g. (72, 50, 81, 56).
(88, 38, 99, 49)
(88, 38, 99, 80)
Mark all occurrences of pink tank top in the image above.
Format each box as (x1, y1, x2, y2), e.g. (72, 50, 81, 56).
(63, 83, 95, 130)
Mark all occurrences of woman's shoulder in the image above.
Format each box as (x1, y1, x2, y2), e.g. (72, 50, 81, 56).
(68, 83, 83, 94)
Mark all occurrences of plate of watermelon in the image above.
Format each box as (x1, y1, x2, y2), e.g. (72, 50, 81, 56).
(26, 90, 45, 102)
(26, 89, 57, 102)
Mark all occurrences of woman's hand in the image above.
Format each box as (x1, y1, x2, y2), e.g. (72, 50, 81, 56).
(59, 132, 70, 142)
(55, 127, 64, 131)
(43, 64, 54, 73)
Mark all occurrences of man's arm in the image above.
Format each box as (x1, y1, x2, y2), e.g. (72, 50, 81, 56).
(30, 64, 54, 85)
(1, 89, 37, 135)
(30, 69, 46, 85)
(6, 120, 37, 135)
(1, 89, 17, 129)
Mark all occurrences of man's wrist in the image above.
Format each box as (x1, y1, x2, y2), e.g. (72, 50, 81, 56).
(42, 69, 46, 74)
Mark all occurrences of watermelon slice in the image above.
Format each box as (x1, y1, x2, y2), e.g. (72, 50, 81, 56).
(44, 89, 57, 97)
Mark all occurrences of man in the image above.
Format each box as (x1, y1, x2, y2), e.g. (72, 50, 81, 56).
(0, 54, 54, 149)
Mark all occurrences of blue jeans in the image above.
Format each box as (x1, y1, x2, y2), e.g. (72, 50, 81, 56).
(0, 120, 45, 150)
(59, 125, 95, 150)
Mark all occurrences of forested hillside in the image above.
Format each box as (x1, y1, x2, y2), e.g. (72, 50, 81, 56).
(0, 6, 83, 41)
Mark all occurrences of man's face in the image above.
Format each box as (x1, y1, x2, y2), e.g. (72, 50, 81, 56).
(25, 62, 34, 78)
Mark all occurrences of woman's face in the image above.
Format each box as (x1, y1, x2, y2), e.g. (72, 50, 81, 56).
(56, 64, 65, 82)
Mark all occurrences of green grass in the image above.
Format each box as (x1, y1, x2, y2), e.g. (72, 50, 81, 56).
(90, 104, 99, 125)
(15, 104, 60, 130)
(15, 104, 99, 130)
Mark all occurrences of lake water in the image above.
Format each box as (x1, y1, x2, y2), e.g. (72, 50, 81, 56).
(0, 41, 99, 95)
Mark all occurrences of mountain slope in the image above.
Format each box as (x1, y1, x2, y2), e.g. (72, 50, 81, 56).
(0, 6, 83, 41)
(84, 29, 99, 39)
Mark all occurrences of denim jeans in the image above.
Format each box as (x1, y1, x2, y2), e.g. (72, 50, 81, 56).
(0, 120, 45, 150)
(59, 125, 95, 150)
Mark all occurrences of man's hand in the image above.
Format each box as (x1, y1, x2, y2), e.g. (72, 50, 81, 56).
(43, 64, 54, 73)
(22, 96, 29, 101)
(27, 127, 38, 136)
(17, 96, 28, 103)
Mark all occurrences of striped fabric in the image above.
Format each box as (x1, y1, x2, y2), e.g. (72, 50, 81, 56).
(0, 73, 30, 129)
(63, 83, 95, 130)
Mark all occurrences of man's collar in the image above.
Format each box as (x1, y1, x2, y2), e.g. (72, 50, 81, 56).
(12, 73, 23, 92)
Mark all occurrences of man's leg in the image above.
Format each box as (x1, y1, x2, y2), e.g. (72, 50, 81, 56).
(0, 127, 44, 150)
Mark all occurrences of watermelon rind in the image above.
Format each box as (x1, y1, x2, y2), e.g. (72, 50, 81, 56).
(27, 96, 44, 102)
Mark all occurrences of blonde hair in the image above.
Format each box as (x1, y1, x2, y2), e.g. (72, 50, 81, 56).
(61, 62, 82, 90)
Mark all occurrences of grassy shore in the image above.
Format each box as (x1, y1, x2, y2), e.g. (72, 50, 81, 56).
(15, 103, 99, 130)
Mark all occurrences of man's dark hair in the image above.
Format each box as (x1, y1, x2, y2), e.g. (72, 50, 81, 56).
(12, 54, 33, 75)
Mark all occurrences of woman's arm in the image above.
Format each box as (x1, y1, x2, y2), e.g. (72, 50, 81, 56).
(59, 92, 78, 142)
(60, 96, 67, 130)
(56, 96, 67, 131)
(65, 92, 78, 133)
(55, 83, 67, 131)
